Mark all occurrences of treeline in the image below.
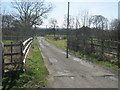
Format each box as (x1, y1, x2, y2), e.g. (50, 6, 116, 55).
(35, 28, 67, 36)
(69, 26, 118, 41)
(2, 0, 53, 41)
(36, 26, 118, 41)
(2, 19, 34, 40)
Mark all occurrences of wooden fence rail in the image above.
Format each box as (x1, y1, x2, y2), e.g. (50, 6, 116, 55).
(3, 37, 33, 74)
(91, 39, 119, 56)
(69, 38, 120, 61)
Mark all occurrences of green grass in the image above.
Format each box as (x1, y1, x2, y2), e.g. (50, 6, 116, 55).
(3, 38, 49, 89)
(15, 39, 48, 88)
(45, 35, 66, 50)
(71, 51, 119, 71)
(45, 35, 66, 40)
(3, 40, 16, 44)
(45, 38, 120, 72)
(46, 39, 66, 50)
(46, 35, 66, 37)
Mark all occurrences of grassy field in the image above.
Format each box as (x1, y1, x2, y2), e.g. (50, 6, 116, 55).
(3, 38, 48, 89)
(45, 36, 120, 72)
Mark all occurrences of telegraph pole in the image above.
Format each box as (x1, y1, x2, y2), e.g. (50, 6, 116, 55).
(66, 2, 70, 58)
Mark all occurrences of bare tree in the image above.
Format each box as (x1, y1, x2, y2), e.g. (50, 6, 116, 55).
(79, 10, 90, 27)
(110, 19, 119, 30)
(90, 15, 108, 30)
(69, 16, 75, 29)
(108, 19, 119, 40)
(2, 11, 17, 40)
(2, 14, 14, 30)
(62, 16, 67, 28)
(49, 18, 57, 36)
(12, 0, 53, 37)
(62, 15, 76, 29)
(75, 16, 81, 29)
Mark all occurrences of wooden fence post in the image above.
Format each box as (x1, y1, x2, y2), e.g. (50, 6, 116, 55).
(20, 41, 23, 70)
(2, 43, 4, 77)
(11, 42, 13, 62)
(83, 39, 86, 53)
(118, 42, 120, 68)
(91, 38, 94, 54)
(101, 40, 104, 55)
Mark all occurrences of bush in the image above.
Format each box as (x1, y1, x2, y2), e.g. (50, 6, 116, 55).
(53, 36, 59, 40)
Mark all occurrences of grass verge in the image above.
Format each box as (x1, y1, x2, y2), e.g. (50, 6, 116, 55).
(15, 38, 48, 88)
(46, 39, 66, 50)
(3, 38, 48, 89)
(3, 40, 16, 44)
(45, 38, 120, 72)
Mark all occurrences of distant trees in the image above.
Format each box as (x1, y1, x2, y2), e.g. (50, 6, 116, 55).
(69, 16, 75, 28)
(62, 15, 68, 28)
(49, 18, 58, 36)
(62, 15, 81, 29)
(75, 16, 81, 29)
(61, 10, 118, 41)
(2, 14, 16, 40)
(80, 10, 90, 27)
(2, 15, 14, 30)
(110, 19, 119, 30)
(108, 19, 119, 41)
(62, 10, 90, 29)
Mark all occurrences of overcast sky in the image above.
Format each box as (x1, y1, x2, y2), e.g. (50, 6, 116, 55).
(1, 0, 119, 28)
